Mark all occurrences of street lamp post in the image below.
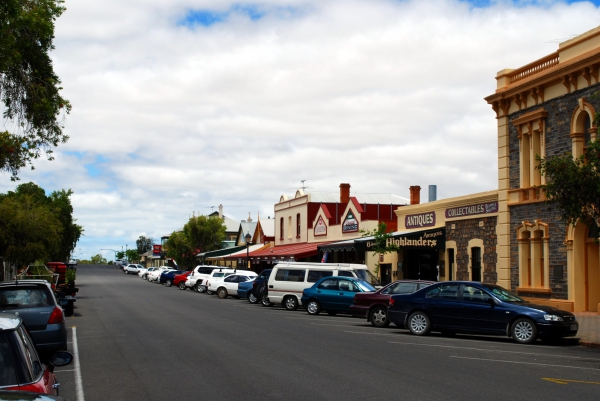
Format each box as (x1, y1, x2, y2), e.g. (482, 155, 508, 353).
(244, 232, 252, 270)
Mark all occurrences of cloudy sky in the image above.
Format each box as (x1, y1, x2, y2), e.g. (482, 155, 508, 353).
(2, 0, 600, 261)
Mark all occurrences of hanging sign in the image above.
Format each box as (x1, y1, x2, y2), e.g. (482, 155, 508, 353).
(445, 201, 498, 219)
(314, 216, 327, 236)
(342, 210, 359, 233)
(405, 212, 436, 229)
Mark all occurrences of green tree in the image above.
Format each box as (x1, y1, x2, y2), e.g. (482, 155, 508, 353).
(360, 222, 399, 283)
(136, 235, 154, 254)
(0, 0, 71, 180)
(537, 139, 600, 233)
(0, 194, 62, 271)
(116, 251, 125, 260)
(125, 249, 138, 263)
(185, 215, 226, 255)
(165, 231, 195, 269)
(90, 254, 107, 264)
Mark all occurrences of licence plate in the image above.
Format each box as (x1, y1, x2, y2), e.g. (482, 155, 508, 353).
(571, 324, 577, 330)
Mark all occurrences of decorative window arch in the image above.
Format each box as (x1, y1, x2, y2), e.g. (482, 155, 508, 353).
(511, 108, 547, 197)
(516, 220, 549, 289)
(570, 98, 597, 158)
(467, 238, 484, 282)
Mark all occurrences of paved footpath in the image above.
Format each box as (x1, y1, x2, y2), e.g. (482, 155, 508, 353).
(574, 312, 600, 348)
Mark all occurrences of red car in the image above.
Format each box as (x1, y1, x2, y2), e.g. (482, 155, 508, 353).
(0, 313, 72, 395)
(174, 271, 191, 290)
(350, 280, 434, 327)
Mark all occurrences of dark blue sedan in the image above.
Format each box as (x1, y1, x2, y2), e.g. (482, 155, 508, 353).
(387, 281, 578, 344)
(301, 276, 376, 316)
(159, 270, 186, 287)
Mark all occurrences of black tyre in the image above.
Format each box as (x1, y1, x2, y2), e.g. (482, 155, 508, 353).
(408, 311, 431, 336)
(178, 282, 186, 290)
(260, 296, 272, 307)
(197, 284, 207, 293)
(306, 300, 321, 315)
(217, 288, 228, 299)
(284, 296, 299, 311)
(511, 318, 538, 344)
(206, 290, 214, 295)
(248, 292, 258, 304)
(165, 280, 173, 287)
(370, 306, 390, 328)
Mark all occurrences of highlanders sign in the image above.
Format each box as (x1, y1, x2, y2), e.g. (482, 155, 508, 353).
(365, 228, 445, 250)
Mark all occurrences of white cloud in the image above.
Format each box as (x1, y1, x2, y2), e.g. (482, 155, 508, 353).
(2, 0, 600, 259)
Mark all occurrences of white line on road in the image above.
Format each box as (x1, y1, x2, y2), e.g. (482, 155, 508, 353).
(72, 327, 85, 401)
(449, 356, 600, 370)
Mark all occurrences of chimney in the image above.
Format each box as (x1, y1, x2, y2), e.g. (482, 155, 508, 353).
(409, 186, 421, 205)
(247, 212, 252, 222)
(340, 183, 350, 203)
(218, 204, 223, 218)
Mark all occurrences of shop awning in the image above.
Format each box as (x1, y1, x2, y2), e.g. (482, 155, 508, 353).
(226, 241, 332, 261)
(317, 239, 358, 252)
(197, 245, 246, 258)
(209, 244, 269, 260)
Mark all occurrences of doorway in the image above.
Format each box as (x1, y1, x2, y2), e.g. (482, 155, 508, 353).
(403, 250, 439, 281)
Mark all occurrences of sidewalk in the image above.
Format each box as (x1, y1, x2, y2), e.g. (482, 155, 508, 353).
(573, 312, 600, 348)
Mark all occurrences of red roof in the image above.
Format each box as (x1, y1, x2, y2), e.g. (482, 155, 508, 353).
(225, 241, 331, 260)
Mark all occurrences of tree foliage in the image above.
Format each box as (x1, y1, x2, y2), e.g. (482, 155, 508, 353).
(0, 182, 83, 268)
(136, 235, 154, 254)
(125, 249, 138, 262)
(0, 0, 71, 180)
(165, 216, 226, 269)
(90, 254, 107, 264)
(359, 222, 399, 281)
(537, 138, 600, 232)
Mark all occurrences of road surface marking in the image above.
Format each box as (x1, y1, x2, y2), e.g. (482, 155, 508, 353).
(72, 327, 85, 401)
(542, 378, 600, 385)
(450, 356, 599, 370)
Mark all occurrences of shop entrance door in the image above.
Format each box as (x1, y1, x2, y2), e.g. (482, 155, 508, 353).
(404, 250, 438, 281)
(380, 264, 392, 285)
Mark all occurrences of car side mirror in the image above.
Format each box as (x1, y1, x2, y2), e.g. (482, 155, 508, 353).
(49, 351, 73, 367)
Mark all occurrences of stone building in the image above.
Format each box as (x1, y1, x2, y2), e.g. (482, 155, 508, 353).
(485, 25, 600, 312)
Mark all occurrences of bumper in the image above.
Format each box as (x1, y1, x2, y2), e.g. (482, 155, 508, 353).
(387, 310, 408, 327)
(536, 321, 579, 338)
(349, 305, 369, 319)
(30, 324, 68, 354)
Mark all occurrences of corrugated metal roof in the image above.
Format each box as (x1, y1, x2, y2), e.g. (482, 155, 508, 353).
(259, 218, 275, 237)
(306, 192, 409, 204)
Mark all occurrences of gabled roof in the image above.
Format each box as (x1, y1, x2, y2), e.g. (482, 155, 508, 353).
(258, 218, 275, 237)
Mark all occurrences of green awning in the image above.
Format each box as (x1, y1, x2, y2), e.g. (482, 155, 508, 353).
(197, 245, 246, 258)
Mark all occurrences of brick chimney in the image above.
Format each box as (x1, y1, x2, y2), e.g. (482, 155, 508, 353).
(340, 183, 350, 203)
(409, 186, 421, 205)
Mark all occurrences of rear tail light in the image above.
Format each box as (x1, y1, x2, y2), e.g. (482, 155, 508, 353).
(48, 306, 65, 324)
(389, 298, 395, 307)
(252, 281, 257, 288)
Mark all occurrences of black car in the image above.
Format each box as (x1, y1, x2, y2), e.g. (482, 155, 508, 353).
(248, 269, 272, 305)
(387, 281, 578, 344)
(0, 281, 67, 359)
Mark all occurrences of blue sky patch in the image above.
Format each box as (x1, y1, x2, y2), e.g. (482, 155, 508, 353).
(178, 3, 304, 27)
(463, 0, 600, 6)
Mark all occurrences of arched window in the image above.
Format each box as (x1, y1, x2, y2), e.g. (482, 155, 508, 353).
(280, 217, 284, 240)
(296, 213, 301, 237)
(517, 220, 549, 289)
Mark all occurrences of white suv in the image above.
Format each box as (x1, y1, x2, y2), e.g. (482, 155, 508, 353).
(184, 266, 220, 292)
(197, 268, 237, 294)
(147, 266, 173, 282)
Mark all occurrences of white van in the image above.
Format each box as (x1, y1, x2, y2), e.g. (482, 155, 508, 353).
(266, 262, 370, 310)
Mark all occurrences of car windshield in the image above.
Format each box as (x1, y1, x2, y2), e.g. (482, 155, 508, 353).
(354, 269, 369, 282)
(483, 284, 526, 303)
(0, 288, 51, 308)
(356, 280, 376, 292)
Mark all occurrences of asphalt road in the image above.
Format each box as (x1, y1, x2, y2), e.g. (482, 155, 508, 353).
(55, 264, 600, 401)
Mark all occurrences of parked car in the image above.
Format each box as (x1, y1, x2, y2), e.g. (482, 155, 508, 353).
(350, 280, 435, 327)
(209, 273, 258, 299)
(197, 268, 237, 294)
(137, 266, 148, 278)
(301, 277, 376, 315)
(237, 280, 254, 299)
(0, 391, 66, 400)
(159, 270, 186, 287)
(0, 281, 67, 360)
(387, 281, 579, 344)
(124, 264, 143, 275)
(184, 266, 220, 291)
(248, 269, 272, 305)
(267, 262, 371, 310)
(140, 267, 156, 279)
(0, 313, 73, 396)
(174, 271, 191, 289)
(147, 266, 173, 283)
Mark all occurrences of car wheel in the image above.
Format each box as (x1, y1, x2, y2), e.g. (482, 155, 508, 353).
(284, 296, 299, 311)
(178, 282, 186, 290)
(206, 290, 214, 295)
(197, 284, 206, 293)
(408, 311, 431, 336)
(306, 300, 321, 315)
(248, 292, 258, 304)
(165, 280, 173, 287)
(217, 288, 228, 299)
(370, 306, 390, 328)
(511, 318, 538, 344)
(260, 296, 272, 307)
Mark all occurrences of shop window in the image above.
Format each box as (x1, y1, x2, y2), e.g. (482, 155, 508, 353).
(471, 247, 481, 282)
(296, 213, 301, 238)
(279, 217, 284, 240)
(447, 247, 455, 281)
(517, 220, 549, 289)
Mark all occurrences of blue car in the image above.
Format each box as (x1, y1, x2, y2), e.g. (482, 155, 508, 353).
(301, 276, 376, 316)
(387, 281, 579, 344)
(237, 280, 254, 299)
